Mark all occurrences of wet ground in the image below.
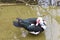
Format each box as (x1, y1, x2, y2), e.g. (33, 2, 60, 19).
(44, 7, 60, 40)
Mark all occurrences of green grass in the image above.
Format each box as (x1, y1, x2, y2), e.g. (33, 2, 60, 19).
(0, 5, 45, 40)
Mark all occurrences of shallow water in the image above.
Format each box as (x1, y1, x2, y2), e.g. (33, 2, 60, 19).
(0, 5, 45, 40)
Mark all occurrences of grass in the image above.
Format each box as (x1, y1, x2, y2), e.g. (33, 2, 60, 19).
(0, 5, 45, 40)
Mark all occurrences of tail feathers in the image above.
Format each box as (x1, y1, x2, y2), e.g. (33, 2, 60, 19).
(13, 21, 23, 28)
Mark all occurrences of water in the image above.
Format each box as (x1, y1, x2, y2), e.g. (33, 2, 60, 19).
(22, 31, 28, 38)
(36, 6, 40, 16)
